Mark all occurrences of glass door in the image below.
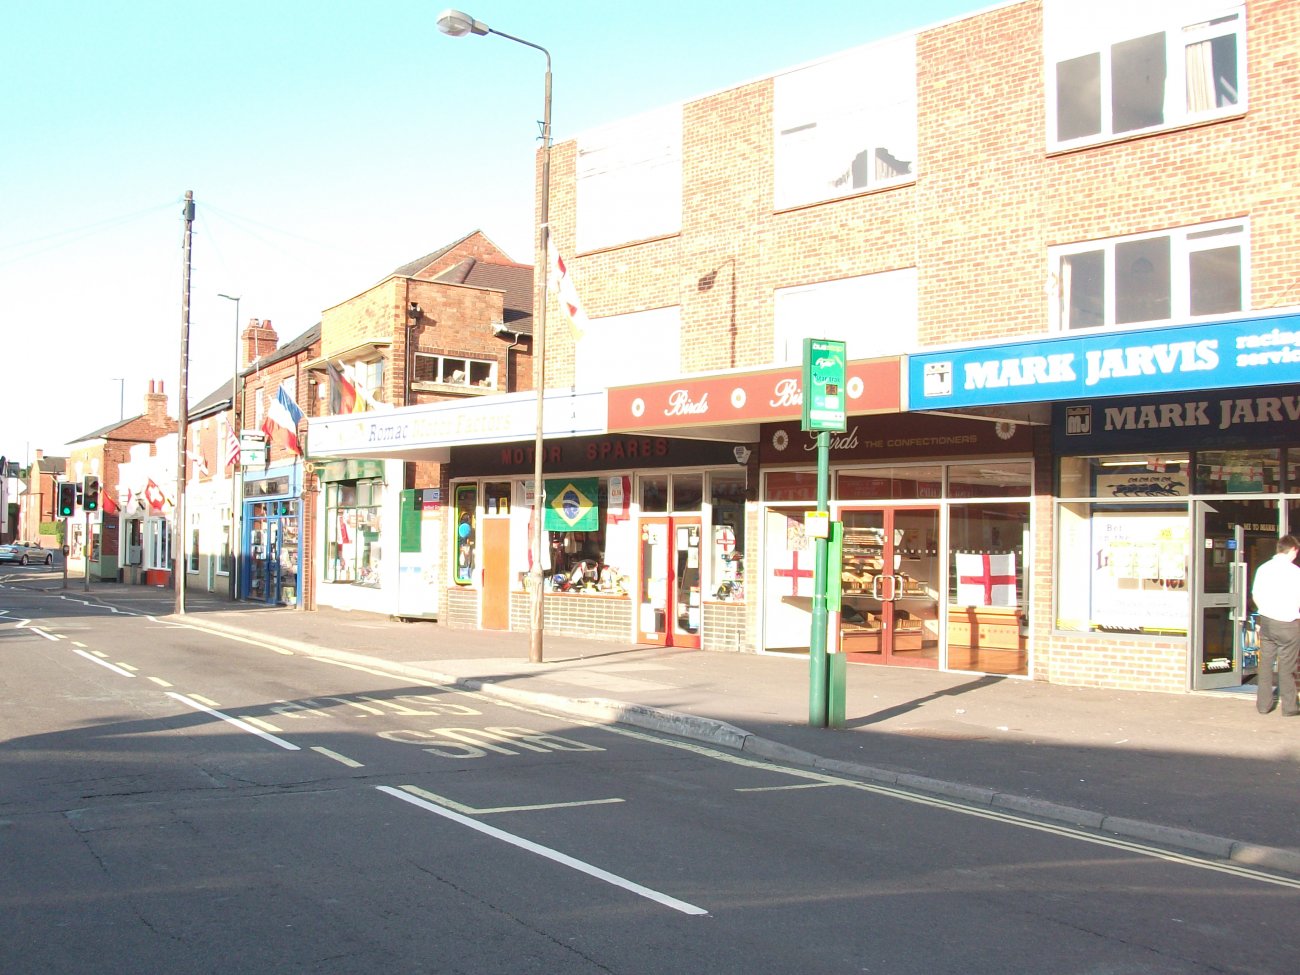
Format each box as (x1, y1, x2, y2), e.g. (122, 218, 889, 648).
(1192, 499, 1277, 690)
(840, 507, 941, 668)
(637, 516, 702, 648)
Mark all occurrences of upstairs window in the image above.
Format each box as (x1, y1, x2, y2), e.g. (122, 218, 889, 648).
(1049, 220, 1246, 330)
(576, 105, 682, 252)
(575, 306, 680, 390)
(774, 37, 916, 210)
(1047, 0, 1245, 148)
(773, 268, 917, 364)
(413, 353, 496, 389)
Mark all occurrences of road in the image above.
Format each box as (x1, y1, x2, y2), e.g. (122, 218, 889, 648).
(2, 580, 1297, 974)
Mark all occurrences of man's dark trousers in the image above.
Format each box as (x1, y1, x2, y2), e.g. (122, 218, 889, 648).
(1256, 616, 1300, 715)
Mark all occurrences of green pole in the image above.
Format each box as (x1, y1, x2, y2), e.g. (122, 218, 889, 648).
(809, 430, 830, 727)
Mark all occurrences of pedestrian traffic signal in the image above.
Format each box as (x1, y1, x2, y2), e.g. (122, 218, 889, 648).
(83, 475, 100, 512)
(58, 482, 77, 518)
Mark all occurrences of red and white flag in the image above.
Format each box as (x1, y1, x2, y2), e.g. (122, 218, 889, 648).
(956, 552, 1018, 607)
(224, 412, 241, 470)
(547, 234, 588, 342)
(144, 480, 166, 511)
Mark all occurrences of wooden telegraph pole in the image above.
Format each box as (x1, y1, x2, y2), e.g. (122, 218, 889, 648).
(175, 191, 194, 615)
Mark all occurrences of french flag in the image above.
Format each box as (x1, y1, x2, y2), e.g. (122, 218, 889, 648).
(262, 383, 304, 455)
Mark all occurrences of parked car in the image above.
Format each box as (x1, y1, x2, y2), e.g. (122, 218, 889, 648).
(0, 541, 53, 565)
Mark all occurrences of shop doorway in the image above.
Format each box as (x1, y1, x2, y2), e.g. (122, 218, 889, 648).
(1192, 499, 1277, 690)
(481, 518, 510, 630)
(637, 516, 702, 648)
(838, 507, 941, 668)
(246, 501, 299, 606)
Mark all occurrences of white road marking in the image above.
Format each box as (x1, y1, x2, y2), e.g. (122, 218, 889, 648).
(69, 647, 136, 677)
(115, 662, 139, 673)
(148, 676, 174, 688)
(189, 694, 221, 707)
(239, 715, 284, 733)
(27, 626, 60, 642)
(310, 746, 364, 768)
(166, 692, 300, 751)
(379, 785, 707, 916)
(735, 782, 838, 793)
(174, 623, 294, 654)
(402, 785, 624, 816)
(91, 650, 109, 658)
(72, 641, 88, 648)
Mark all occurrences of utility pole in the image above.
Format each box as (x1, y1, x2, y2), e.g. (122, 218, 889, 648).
(175, 191, 194, 615)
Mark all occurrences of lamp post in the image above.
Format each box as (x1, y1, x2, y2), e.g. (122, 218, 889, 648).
(437, 8, 552, 664)
(218, 292, 242, 601)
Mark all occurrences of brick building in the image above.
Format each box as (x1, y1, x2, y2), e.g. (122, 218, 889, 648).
(474, 0, 1293, 694)
(17, 450, 67, 547)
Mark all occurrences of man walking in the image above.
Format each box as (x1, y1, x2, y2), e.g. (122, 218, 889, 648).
(1251, 534, 1300, 717)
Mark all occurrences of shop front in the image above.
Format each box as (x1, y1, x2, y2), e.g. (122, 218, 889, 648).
(908, 307, 1300, 693)
(760, 415, 1035, 675)
(242, 463, 303, 606)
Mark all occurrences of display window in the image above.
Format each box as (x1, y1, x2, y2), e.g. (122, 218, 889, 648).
(453, 484, 476, 585)
(709, 472, 746, 601)
(325, 478, 383, 587)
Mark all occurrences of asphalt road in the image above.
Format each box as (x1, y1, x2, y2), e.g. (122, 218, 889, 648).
(2, 584, 1297, 974)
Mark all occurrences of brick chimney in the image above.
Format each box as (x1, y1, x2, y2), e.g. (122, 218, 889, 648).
(144, 379, 169, 424)
(242, 318, 279, 368)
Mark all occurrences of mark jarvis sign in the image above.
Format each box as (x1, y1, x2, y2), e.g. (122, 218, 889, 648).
(908, 311, 1300, 409)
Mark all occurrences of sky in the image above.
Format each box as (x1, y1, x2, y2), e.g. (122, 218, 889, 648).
(0, 0, 990, 469)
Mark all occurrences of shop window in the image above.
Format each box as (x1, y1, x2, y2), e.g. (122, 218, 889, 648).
(948, 504, 1030, 676)
(1195, 449, 1281, 494)
(1047, 1, 1245, 148)
(764, 470, 817, 502)
(773, 36, 916, 209)
(1050, 221, 1245, 330)
(1059, 454, 1190, 500)
(947, 462, 1032, 499)
(414, 353, 497, 389)
(484, 482, 511, 515)
(839, 466, 942, 501)
(453, 484, 476, 585)
(672, 474, 703, 512)
(326, 477, 384, 587)
(710, 472, 747, 601)
(576, 104, 682, 253)
(640, 474, 668, 513)
(773, 269, 917, 364)
(218, 507, 232, 575)
(548, 479, 614, 593)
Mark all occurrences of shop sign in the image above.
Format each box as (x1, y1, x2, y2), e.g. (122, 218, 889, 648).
(544, 478, 599, 531)
(908, 310, 1300, 410)
(761, 412, 1030, 464)
(801, 338, 847, 433)
(1053, 384, 1300, 453)
(453, 435, 744, 477)
(607, 356, 901, 432)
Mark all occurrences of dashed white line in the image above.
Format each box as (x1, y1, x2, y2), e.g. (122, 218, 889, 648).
(239, 715, 284, 734)
(147, 676, 174, 688)
(166, 693, 300, 751)
(188, 694, 221, 707)
(69, 647, 136, 677)
(380, 785, 707, 916)
(311, 746, 364, 768)
(27, 626, 60, 642)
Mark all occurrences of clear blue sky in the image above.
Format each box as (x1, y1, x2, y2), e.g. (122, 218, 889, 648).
(0, 0, 990, 468)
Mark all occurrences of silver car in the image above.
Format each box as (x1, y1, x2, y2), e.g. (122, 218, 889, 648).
(0, 541, 53, 565)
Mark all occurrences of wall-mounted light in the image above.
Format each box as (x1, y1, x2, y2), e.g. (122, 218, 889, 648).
(408, 302, 424, 323)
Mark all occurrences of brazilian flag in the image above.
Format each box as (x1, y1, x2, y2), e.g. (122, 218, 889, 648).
(544, 478, 599, 531)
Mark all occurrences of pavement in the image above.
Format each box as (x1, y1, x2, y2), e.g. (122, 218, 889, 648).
(11, 574, 1300, 877)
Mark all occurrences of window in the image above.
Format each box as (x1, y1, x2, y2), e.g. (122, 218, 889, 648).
(453, 484, 476, 585)
(325, 478, 383, 587)
(188, 512, 200, 573)
(575, 306, 681, 390)
(413, 353, 496, 389)
(576, 105, 682, 252)
(709, 472, 747, 601)
(1050, 221, 1245, 330)
(773, 269, 917, 364)
(773, 37, 916, 209)
(1047, 1, 1245, 148)
(217, 506, 232, 575)
(354, 358, 386, 406)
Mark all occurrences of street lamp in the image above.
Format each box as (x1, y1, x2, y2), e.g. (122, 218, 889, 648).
(218, 292, 241, 602)
(437, 8, 552, 665)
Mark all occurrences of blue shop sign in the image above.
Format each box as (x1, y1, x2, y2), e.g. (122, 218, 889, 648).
(907, 311, 1300, 410)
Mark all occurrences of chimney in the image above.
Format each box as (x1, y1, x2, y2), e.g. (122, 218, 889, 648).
(242, 318, 280, 368)
(145, 379, 169, 424)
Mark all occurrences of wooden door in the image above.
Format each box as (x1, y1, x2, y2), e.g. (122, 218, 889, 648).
(481, 518, 511, 630)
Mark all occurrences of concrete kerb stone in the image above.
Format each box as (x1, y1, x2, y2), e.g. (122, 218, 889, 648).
(171, 614, 1300, 879)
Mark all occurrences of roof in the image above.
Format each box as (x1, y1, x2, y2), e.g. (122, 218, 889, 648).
(435, 258, 535, 336)
(244, 322, 322, 375)
(70, 415, 147, 444)
(37, 456, 67, 475)
(189, 378, 234, 419)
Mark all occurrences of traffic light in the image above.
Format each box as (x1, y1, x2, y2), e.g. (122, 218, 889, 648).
(58, 482, 77, 518)
(83, 475, 100, 512)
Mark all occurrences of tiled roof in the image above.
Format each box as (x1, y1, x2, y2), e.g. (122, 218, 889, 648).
(189, 379, 234, 419)
(435, 259, 535, 336)
(244, 322, 321, 374)
(70, 415, 147, 444)
(37, 456, 67, 475)
(387, 232, 476, 280)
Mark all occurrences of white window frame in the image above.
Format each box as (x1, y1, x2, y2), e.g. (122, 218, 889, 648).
(772, 269, 918, 364)
(773, 37, 917, 210)
(1045, 0, 1247, 151)
(217, 506, 232, 576)
(188, 511, 201, 574)
(413, 353, 497, 389)
(1048, 219, 1248, 332)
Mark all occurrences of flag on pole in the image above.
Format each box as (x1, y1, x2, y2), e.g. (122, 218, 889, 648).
(343, 363, 390, 411)
(327, 361, 357, 415)
(262, 382, 305, 455)
(547, 234, 588, 342)
(224, 412, 241, 470)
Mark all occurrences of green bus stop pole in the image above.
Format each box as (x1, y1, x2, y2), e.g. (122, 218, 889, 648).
(809, 430, 830, 727)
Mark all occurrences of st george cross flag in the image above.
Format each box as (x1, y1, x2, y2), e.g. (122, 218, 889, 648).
(956, 552, 1017, 607)
(224, 412, 241, 470)
(547, 234, 588, 342)
(262, 382, 305, 455)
